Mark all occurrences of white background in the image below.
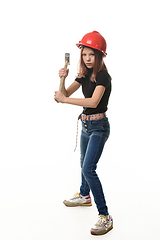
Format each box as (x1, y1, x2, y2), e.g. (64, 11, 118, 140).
(0, 0, 160, 239)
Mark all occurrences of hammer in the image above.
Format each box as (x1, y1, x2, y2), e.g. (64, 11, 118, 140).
(59, 53, 70, 92)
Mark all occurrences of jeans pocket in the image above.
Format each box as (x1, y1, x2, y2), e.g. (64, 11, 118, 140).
(90, 121, 104, 132)
(90, 119, 103, 125)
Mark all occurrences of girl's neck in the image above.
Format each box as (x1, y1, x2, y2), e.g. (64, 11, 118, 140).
(86, 67, 93, 75)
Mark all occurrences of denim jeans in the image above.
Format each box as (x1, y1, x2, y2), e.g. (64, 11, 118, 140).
(80, 114, 110, 216)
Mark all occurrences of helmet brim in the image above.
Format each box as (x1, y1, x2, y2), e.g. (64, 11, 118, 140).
(76, 43, 107, 57)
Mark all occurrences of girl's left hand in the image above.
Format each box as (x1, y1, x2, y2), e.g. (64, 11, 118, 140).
(54, 91, 66, 103)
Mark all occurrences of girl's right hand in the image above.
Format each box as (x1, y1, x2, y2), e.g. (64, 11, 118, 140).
(59, 68, 69, 78)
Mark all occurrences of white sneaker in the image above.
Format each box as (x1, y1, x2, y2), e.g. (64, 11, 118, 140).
(91, 215, 113, 235)
(63, 192, 92, 207)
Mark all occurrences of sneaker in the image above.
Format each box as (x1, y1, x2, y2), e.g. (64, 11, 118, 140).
(63, 192, 92, 207)
(91, 215, 113, 235)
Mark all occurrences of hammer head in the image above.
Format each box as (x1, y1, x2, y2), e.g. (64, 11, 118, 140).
(65, 53, 70, 65)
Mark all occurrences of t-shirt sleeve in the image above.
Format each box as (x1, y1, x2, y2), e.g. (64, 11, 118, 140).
(75, 77, 84, 85)
(96, 70, 111, 88)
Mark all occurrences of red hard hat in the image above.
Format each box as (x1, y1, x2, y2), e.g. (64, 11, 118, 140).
(76, 31, 107, 56)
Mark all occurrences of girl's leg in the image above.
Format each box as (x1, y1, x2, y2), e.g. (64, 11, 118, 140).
(82, 131, 109, 216)
(80, 129, 90, 196)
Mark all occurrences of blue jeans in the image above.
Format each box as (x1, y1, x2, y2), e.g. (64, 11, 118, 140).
(80, 114, 110, 216)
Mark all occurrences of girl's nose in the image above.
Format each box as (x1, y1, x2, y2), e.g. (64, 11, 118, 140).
(86, 55, 91, 61)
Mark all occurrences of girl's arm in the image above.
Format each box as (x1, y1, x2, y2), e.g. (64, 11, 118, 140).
(54, 85, 105, 108)
(65, 81, 81, 97)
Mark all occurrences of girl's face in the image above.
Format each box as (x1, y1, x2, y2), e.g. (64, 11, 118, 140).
(82, 47, 95, 69)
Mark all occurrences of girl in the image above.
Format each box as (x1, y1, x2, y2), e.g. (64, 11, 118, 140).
(54, 31, 113, 236)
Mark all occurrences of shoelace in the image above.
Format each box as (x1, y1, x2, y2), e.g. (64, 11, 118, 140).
(70, 192, 80, 200)
(96, 216, 108, 226)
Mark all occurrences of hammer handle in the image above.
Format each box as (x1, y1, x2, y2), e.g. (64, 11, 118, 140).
(59, 60, 69, 92)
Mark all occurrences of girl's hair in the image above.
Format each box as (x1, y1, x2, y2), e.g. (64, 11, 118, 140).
(77, 47, 108, 82)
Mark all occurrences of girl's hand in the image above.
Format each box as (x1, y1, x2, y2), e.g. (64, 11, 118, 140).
(54, 91, 66, 103)
(59, 68, 69, 78)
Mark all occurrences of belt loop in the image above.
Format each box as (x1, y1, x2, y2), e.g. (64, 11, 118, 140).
(103, 113, 106, 118)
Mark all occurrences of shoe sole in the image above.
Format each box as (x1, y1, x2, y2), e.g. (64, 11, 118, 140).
(63, 200, 92, 207)
(91, 225, 113, 235)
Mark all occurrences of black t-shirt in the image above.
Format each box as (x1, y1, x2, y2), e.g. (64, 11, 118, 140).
(75, 69, 112, 115)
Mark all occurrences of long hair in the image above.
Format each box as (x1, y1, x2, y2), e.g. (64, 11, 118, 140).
(77, 47, 108, 82)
